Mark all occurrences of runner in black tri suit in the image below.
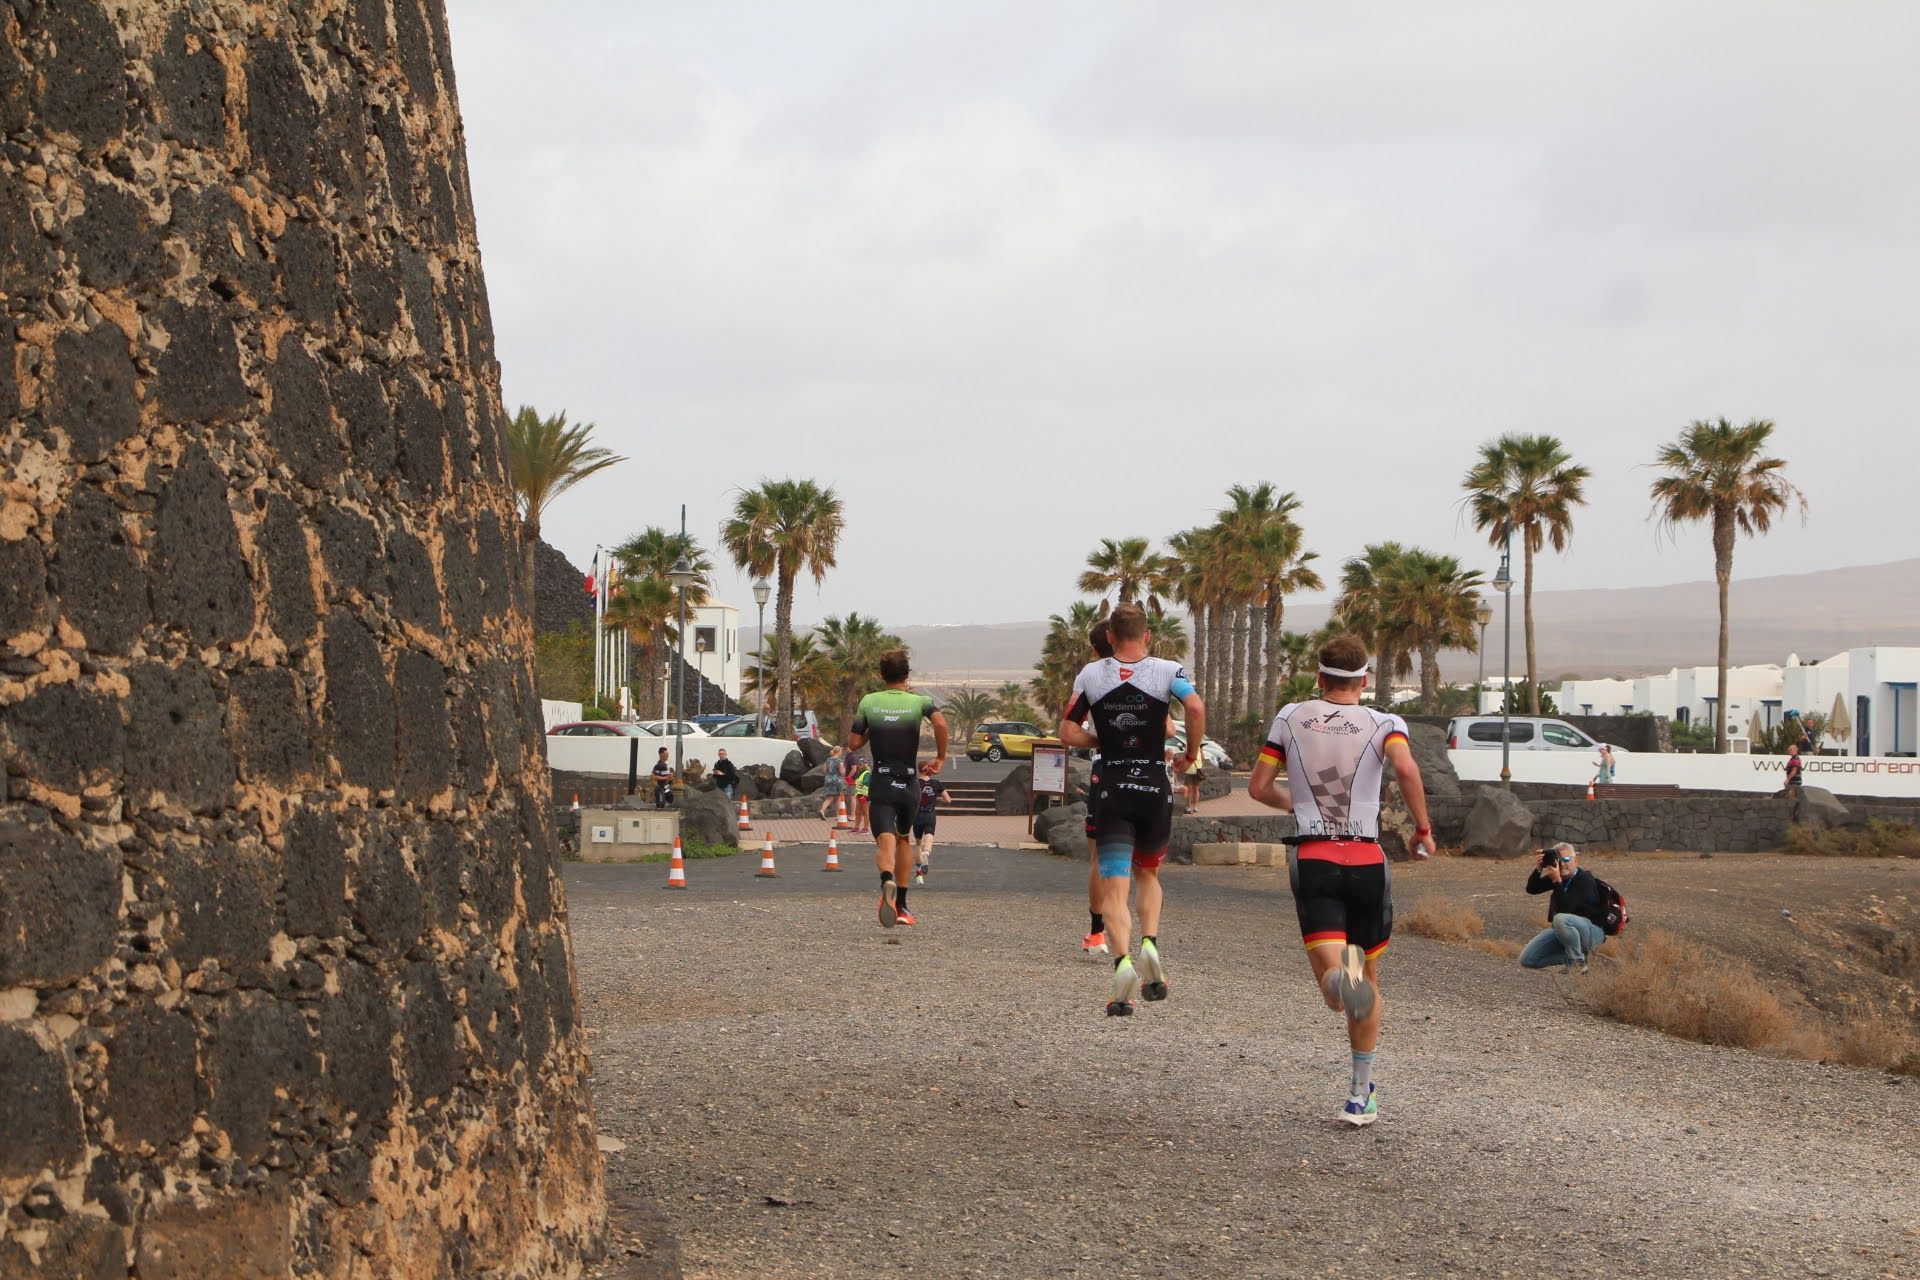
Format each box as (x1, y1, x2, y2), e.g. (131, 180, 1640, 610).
(847, 647, 949, 928)
(1249, 634, 1435, 1127)
(1058, 604, 1204, 1016)
(1078, 619, 1116, 955)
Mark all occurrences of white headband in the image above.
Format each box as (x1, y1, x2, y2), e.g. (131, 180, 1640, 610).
(1318, 662, 1370, 679)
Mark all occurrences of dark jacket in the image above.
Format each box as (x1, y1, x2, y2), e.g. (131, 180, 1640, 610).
(1527, 865, 1604, 925)
(710, 757, 739, 786)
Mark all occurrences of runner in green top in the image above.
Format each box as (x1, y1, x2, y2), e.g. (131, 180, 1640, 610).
(847, 648, 949, 928)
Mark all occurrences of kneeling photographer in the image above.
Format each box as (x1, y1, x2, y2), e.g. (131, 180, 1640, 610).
(1519, 843, 1613, 973)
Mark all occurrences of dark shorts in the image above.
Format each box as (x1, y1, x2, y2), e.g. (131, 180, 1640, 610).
(1091, 763, 1172, 877)
(1289, 840, 1392, 957)
(1084, 765, 1101, 837)
(912, 814, 936, 839)
(867, 766, 918, 838)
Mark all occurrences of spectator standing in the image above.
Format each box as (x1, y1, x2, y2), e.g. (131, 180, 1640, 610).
(1784, 742, 1805, 788)
(1593, 744, 1616, 786)
(709, 748, 739, 802)
(818, 745, 848, 821)
(650, 747, 675, 810)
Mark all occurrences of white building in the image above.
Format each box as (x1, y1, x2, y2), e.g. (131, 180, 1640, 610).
(1551, 647, 1920, 755)
(687, 601, 742, 707)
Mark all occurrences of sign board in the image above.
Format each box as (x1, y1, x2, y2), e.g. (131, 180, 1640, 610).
(588, 824, 615, 845)
(1031, 742, 1069, 796)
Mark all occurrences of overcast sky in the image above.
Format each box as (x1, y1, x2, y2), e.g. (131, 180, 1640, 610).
(448, 0, 1919, 626)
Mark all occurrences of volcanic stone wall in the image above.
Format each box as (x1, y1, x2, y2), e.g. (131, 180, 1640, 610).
(0, 2, 604, 1275)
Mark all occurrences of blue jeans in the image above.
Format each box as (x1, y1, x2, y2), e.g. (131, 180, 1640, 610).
(719, 783, 736, 801)
(1520, 914, 1605, 969)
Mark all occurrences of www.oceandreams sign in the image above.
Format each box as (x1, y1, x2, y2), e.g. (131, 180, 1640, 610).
(1450, 750, 1920, 798)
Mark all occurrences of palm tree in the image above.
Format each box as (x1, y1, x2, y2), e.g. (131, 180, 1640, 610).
(602, 577, 678, 718)
(505, 405, 624, 596)
(943, 687, 996, 742)
(1649, 418, 1806, 752)
(813, 613, 902, 738)
(1033, 601, 1104, 715)
(614, 526, 714, 590)
(744, 631, 831, 732)
(1165, 527, 1213, 705)
(1241, 493, 1321, 718)
(1380, 550, 1484, 708)
(1334, 543, 1414, 709)
(1462, 433, 1590, 714)
(1142, 604, 1188, 662)
(722, 479, 845, 738)
(1078, 537, 1168, 611)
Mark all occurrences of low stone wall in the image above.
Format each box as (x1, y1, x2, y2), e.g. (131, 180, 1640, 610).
(1530, 796, 1796, 853)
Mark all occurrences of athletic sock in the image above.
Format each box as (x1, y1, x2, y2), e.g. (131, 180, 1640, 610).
(881, 871, 893, 887)
(895, 885, 909, 912)
(1112, 953, 1129, 968)
(1090, 912, 1105, 934)
(1350, 1049, 1376, 1098)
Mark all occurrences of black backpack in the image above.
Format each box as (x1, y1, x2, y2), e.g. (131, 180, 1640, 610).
(1592, 877, 1629, 936)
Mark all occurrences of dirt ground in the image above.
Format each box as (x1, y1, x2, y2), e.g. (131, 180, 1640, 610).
(1408, 851, 1920, 1030)
(573, 846, 1920, 1280)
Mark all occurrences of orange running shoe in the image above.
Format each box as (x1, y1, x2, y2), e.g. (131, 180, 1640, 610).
(895, 910, 917, 927)
(1082, 930, 1108, 955)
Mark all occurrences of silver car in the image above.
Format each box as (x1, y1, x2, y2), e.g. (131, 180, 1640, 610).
(1445, 716, 1624, 753)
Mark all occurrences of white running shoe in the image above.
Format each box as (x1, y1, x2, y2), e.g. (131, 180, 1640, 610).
(1137, 938, 1169, 1002)
(1106, 955, 1140, 1017)
(1340, 1084, 1378, 1128)
(1336, 944, 1376, 1022)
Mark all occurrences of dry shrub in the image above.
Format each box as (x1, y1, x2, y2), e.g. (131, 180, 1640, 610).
(1783, 818, 1920, 858)
(1404, 897, 1485, 943)
(1834, 1009, 1920, 1072)
(1586, 927, 1797, 1051)
(1467, 937, 1522, 959)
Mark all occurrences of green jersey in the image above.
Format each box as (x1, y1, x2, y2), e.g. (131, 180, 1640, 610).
(851, 688, 937, 771)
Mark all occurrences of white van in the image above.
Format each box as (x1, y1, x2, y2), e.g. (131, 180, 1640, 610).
(1445, 716, 1625, 753)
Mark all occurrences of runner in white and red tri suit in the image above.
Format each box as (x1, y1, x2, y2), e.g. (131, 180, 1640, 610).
(1058, 604, 1205, 1017)
(1248, 634, 1435, 1126)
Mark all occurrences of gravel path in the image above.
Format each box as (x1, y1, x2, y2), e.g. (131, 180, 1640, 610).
(571, 847, 1920, 1279)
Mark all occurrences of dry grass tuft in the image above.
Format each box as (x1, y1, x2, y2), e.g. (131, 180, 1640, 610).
(1466, 937, 1522, 959)
(1404, 897, 1486, 943)
(1833, 1008, 1920, 1072)
(1586, 928, 1797, 1051)
(1783, 818, 1920, 858)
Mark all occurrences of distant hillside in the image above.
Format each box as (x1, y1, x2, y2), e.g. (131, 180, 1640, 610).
(873, 559, 1920, 686)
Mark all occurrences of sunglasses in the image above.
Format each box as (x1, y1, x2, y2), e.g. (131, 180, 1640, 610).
(1557, 855, 1576, 864)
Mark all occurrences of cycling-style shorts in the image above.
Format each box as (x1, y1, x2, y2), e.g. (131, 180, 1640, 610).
(1092, 763, 1172, 878)
(1083, 764, 1101, 837)
(1289, 839, 1392, 957)
(866, 766, 918, 838)
(911, 815, 936, 839)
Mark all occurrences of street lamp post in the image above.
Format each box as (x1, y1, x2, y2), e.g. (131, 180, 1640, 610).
(1474, 599, 1493, 713)
(1493, 527, 1514, 788)
(752, 578, 771, 736)
(666, 509, 698, 784)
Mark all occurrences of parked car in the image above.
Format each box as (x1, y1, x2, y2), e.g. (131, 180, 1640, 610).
(547, 721, 657, 737)
(636, 719, 708, 738)
(1445, 716, 1626, 753)
(1171, 733, 1234, 771)
(690, 713, 742, 730)
(966, 721, 1053, 763)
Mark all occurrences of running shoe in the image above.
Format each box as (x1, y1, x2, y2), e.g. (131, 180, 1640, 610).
(1137, 938, 1169, 1002)
(1082, 930, 1109, 955)
(1336, 944, 1376, 1022)
(913, 864, 926, 886)
(1105, 955, 1139, 1017)
(1340, 1084, 1378, 1128)
(895, 910, 917, 927)
(877, 881, 898, 929)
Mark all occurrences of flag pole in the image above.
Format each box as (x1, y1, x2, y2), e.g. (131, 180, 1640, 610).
(591, 547, 604, 709)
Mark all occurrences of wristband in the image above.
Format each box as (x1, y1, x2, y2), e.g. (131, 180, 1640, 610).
(1414, 827, 1431, 838)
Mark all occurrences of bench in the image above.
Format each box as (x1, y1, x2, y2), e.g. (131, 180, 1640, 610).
(1591, 784, 1683, 799)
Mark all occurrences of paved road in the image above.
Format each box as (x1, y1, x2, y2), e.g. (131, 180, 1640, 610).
(571, 849, 1918, 1279)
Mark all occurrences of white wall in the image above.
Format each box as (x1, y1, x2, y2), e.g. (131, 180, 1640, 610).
(1559, 677, 1635, 716)
(1450, 749, 1920, 797)
(1854, 647, 1920, 757)
(540, 699, 583, 731)
(688, 602, 742, 705)
(544, 732, 801, 774)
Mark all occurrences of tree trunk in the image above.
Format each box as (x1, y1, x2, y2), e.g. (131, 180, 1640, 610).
(1244, 593, 1265, 721)
(1227, 600, 1247, 724)
(1714, 510, 1734, 754)
(1191, 605, 1208, 703)
(1421, 643, 1441, 708)
(1262, 590, 1283, 719)
(1207, 604, 1228, 712)
(1, 6, 606, 1270)
(1523, 533, 1540, 714)
(774, 560, 797, 738)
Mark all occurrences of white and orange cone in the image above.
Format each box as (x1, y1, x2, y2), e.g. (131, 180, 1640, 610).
(823, 835, 842, 872)
(757, 833, 778, 877)
(570, 793, 580, 813)
(665, 837, 687, 890)
(1586, 780, 1596, 801)
(835, 796, 850, 830)
(737, 797, 752, 830)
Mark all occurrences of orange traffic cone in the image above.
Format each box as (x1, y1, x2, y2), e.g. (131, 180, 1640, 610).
(737, 797, 752, 831)
(823, 835, 842, 872)
(1586, 780, 1596, 801)
(665, 837, 687, 889)
(835, 796, 850, 830)
(570, 793, 580, 813)
(757, 833, 778, 877)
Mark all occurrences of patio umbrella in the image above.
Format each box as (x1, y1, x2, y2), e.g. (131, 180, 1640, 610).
(1828, 692, 1852, 750)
